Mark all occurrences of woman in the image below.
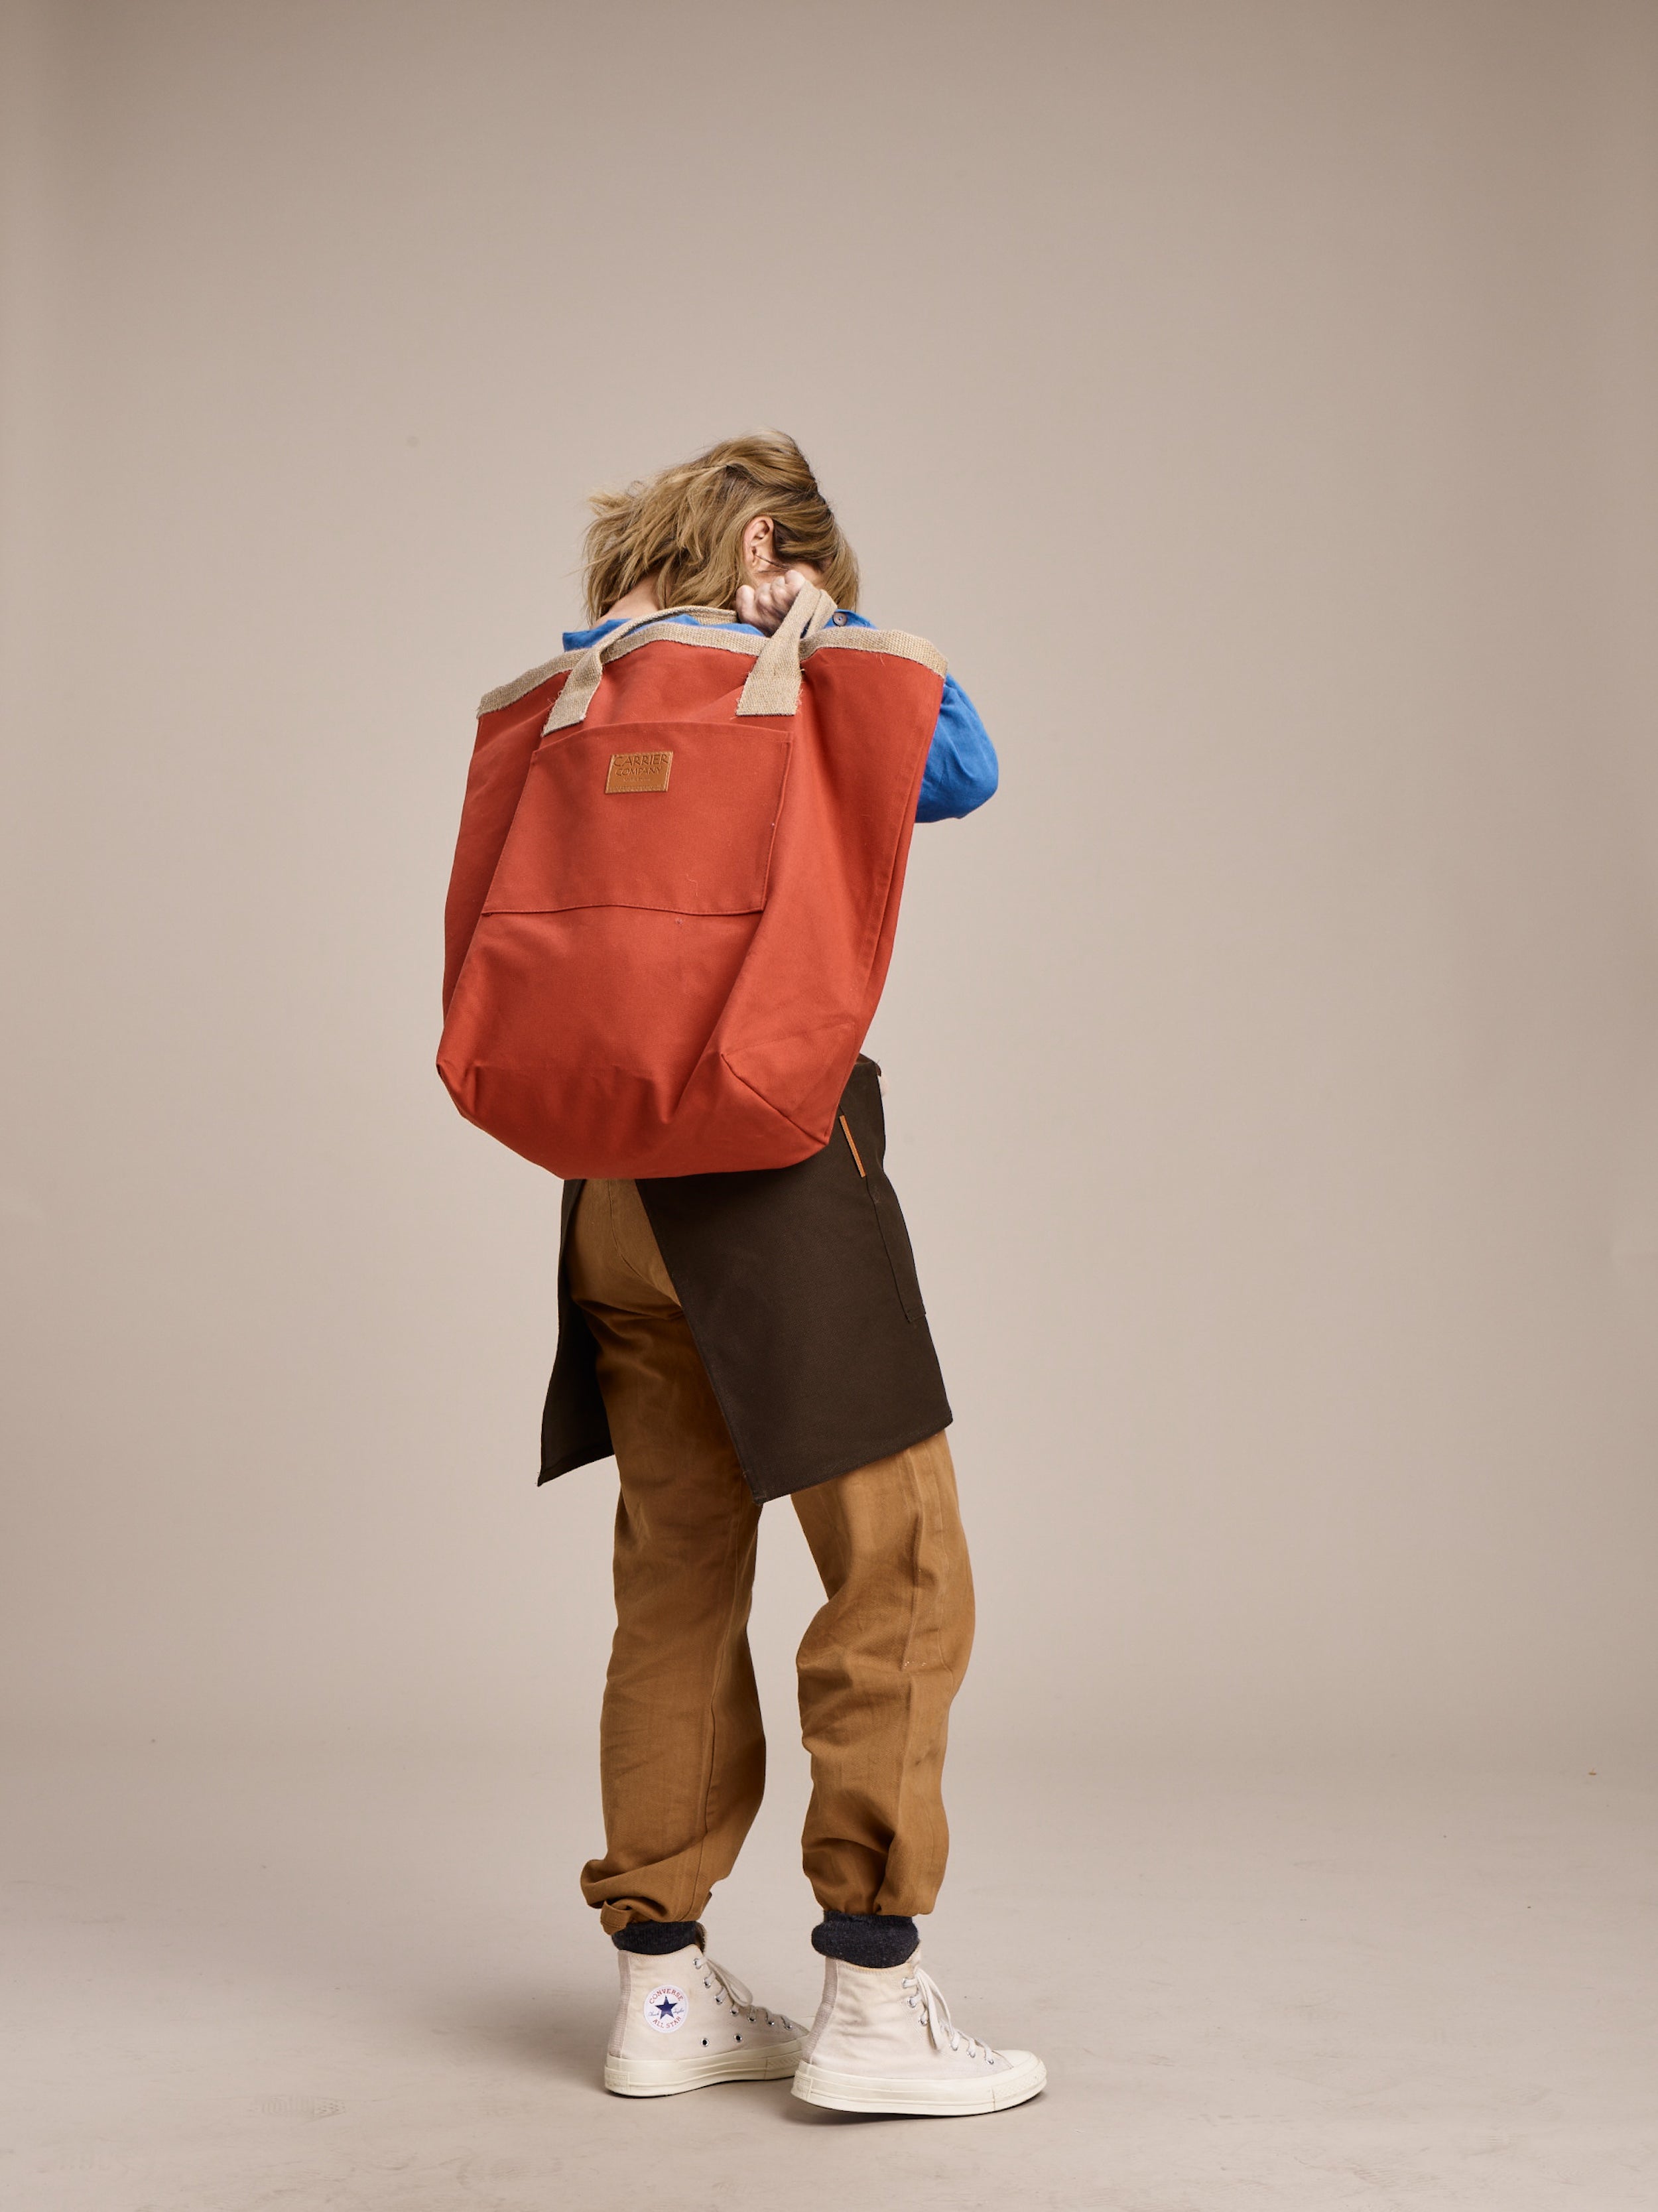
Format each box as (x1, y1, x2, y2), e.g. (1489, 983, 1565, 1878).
(531, 433, 1044, 2116)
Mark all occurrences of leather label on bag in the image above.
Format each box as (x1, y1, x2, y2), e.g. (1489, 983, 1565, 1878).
(606, 750, 673, 794)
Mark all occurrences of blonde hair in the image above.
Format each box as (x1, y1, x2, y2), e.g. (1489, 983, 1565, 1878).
(582, 432, 860, 621)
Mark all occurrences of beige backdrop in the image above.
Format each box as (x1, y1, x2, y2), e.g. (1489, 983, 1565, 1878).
(3, 0, 1655, 1762)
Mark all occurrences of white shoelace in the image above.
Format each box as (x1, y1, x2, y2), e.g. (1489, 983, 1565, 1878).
(902, 1967, 993, 2062)
(694, 1954, 793, 2031)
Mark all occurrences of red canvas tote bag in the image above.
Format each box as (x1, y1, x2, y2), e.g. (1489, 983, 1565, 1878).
(438, 587, 945, 1177)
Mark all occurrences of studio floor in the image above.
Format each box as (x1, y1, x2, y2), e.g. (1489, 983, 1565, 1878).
(2, 1746, 1653, 2211)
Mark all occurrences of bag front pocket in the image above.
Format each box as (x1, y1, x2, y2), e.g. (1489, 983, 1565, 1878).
(484, 720, 791, 917)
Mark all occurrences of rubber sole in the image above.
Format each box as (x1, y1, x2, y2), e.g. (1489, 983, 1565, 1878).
(791, 2052, 1047, 2116)
(605, 2039, 803, 2097)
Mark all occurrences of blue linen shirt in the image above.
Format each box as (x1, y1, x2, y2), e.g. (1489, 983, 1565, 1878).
(562, 611, 997, 823)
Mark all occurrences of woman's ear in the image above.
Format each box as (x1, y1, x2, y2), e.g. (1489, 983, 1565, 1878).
(740, 515, 775, 573)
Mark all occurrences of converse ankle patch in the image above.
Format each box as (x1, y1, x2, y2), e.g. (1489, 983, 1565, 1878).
(643, 1984, 688, 2032)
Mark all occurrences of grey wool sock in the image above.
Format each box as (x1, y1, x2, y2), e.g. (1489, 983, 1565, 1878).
(611, 1919, 705, 1955)
(811, 1910, 920, 1969)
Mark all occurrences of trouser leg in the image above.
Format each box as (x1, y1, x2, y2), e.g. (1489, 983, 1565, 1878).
(792, 1430, 975, 1919)
(569, 1181, 765, 1933)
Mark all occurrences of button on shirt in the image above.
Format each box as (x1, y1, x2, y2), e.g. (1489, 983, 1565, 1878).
(562, 611, 998, 822)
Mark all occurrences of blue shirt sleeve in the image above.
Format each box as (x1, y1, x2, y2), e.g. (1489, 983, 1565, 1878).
(917, 673, 998, 822)
(562, 610, 998, 822)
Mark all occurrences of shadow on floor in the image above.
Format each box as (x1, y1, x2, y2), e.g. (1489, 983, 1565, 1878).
(779, 2101, 912, 2126)
(430, 1984, 617, 2089)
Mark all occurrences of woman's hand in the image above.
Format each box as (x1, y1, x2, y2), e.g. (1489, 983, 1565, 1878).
(735, 566, 816, 635)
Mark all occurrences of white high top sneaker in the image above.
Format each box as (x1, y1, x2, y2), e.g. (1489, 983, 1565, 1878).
(604, 1943, 804, 2097)
(791, 1955, 1046, 2116)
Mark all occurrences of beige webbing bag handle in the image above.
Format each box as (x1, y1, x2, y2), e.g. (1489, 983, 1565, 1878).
(543, 587, 838, 735)
(736, 585, 838, 717)
(542, 604, 733, 734)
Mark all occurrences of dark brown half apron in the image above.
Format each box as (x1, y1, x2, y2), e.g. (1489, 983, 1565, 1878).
(539, 1057, 952, 1503)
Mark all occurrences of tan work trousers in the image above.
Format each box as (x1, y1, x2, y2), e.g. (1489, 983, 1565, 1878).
(566, 1177, 974, 1933)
